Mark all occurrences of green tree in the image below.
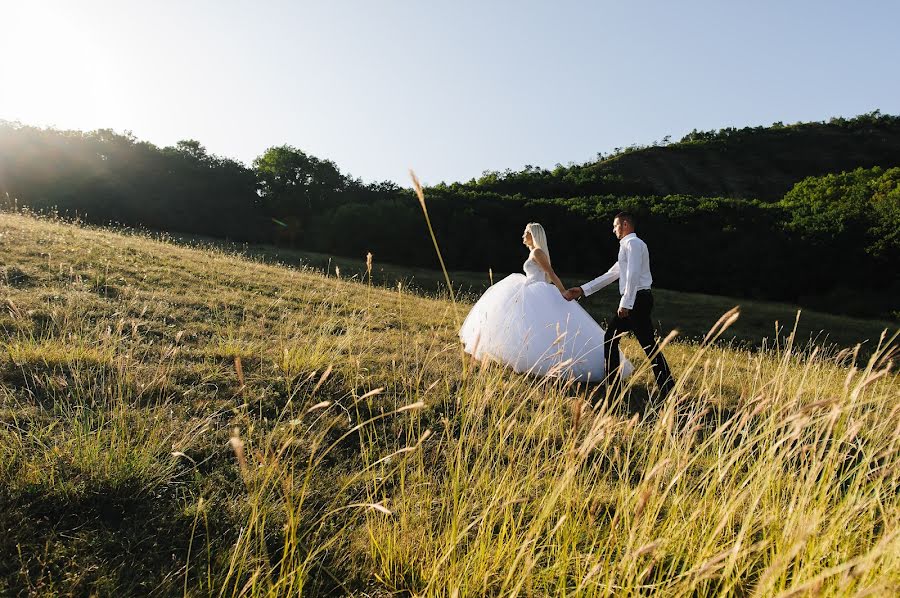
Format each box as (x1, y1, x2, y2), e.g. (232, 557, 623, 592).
(253, 145, 349, 241)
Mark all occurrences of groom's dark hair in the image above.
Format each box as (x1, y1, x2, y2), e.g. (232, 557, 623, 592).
(615, 211, 636, 227)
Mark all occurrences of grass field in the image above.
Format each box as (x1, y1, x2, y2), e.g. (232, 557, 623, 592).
(171, 234, 897, 354)
(0, 211, 897, 596)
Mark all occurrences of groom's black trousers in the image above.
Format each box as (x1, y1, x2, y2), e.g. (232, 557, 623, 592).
(604, 289, 675, 398)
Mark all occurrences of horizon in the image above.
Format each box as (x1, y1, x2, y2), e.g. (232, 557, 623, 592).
(4, 108, 893, 185)
(2, 1, 899, 186)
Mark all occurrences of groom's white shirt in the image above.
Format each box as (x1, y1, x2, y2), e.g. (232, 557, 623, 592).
(580, 233, 653, 310)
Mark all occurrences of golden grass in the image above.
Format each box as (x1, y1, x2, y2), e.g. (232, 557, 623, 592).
(0, 210, 897, 596)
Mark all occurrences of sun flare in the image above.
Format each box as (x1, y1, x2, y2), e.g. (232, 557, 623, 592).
(1, 3, 123, 127)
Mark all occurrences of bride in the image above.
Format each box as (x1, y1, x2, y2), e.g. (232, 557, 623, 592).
(459, 223, 632, 382)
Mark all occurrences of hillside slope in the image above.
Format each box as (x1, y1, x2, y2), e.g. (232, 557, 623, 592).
(462, 112, 900, 200)
(3, 115, 898, 317)
(183, 235, 898, 352)
(0, 213, 897, 596)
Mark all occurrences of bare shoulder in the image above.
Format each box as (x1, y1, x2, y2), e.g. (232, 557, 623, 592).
(532, 248, 549, 261)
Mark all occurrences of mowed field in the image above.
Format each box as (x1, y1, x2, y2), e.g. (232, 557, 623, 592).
(0, 212, 898, 596)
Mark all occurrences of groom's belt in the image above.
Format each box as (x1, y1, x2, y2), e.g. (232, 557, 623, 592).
(633, 288, 652, 295)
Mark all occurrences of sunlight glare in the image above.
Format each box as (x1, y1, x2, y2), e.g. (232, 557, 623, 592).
(0, 3, 124, 127)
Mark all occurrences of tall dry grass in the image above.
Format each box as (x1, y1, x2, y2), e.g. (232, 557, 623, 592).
(207, 181, 899, 596)
(0, 209, 897, 596)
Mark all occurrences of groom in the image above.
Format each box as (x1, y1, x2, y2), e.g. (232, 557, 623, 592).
(564, 212, 675, 399)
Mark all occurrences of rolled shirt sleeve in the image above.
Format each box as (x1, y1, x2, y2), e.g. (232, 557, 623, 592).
(581, 262, 619, 297)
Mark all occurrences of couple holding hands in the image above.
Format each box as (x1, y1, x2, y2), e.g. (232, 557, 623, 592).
(459, 212, 675, 398)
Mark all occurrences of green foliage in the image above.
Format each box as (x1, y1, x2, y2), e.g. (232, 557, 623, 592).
(0, 122, 265, 239)
(2, 114, 899, 320)
(775, 167, 900, 315)
(781, 166, 900, 260)
(458, 111, 900, 201)
(254, 146, 346, 215)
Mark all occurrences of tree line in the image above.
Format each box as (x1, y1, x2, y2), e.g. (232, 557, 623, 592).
(450, 111, 900, 201)
(0, 114, 897, 319)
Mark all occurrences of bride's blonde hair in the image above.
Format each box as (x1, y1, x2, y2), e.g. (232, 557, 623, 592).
(526, 222, 550, 261)
(526, 223, 553, 282)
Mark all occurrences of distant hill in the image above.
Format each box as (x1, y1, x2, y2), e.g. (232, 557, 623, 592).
(1, 112, 897, 319)
(454, 111, 900, 201)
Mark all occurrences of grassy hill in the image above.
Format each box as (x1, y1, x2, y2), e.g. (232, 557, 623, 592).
(175, 236, 897, 354)
(1, 212, 898, 596)
(4, 115, 899, 320)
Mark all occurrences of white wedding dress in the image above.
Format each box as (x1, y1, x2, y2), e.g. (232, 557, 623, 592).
(459, 255, 632, 382)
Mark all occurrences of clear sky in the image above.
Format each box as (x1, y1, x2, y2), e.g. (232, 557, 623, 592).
(2, 1, 898, 186)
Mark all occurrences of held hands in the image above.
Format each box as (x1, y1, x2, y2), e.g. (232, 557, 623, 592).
(617, 307, 630, 318)
(563, 287, 584, 302)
